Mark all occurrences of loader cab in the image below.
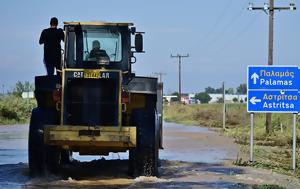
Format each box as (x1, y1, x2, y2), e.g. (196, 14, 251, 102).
(63, 22, 141, 73)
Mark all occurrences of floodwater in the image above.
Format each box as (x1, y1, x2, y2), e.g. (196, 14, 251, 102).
(0, 125, 28, 165)
(0, 122, 299, 189)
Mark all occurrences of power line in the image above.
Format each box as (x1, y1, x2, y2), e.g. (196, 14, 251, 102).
(153, 72, 166, 83)
(211, 15, 257, 56)
(212, 1, 296, 56)
(201, 0, 248, 49)
(200, 0, 234, 44)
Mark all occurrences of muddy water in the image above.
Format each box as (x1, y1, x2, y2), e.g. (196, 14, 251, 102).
(160, 123, 237, 163)
(0, 123, 299, 189)
(0, 125, 29, 188)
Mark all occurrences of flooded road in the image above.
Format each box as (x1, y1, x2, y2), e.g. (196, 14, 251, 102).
(0, 122, 299, 189)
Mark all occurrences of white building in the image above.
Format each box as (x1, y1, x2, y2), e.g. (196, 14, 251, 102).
(21, 91, 34, 99)
(163, 93, 246, 104)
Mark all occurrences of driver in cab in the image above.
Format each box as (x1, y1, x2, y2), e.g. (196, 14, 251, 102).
(89, 40, 109, 59)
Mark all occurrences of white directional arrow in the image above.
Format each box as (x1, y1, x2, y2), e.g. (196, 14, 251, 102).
(251, 72, 259, 84)
(250, 97, 261, 105)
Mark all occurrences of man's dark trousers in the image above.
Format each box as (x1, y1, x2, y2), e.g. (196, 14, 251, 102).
(44, 60, 55, 75)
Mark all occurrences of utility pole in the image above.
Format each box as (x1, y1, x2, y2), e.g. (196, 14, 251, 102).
(170, 54, 189, 103)
(248, 1, 296, 134)
(153, 72, 166, 83)
(222, 82, 226, 130)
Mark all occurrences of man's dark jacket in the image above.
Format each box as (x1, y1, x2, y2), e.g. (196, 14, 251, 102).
(39, 28, 64, 69)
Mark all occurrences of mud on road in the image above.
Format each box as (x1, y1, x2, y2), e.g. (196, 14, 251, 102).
(0, 123, 299, 189)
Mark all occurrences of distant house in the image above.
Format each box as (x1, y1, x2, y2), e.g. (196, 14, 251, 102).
(181, 94, 189, 104)
(163, 95, 178, 105)
(163, 93, 198, 105)
(188, 93, 197, 104)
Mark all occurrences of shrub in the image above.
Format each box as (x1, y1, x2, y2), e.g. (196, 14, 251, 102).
(195, 92, 212, 104)
(0, 95, 36, 124)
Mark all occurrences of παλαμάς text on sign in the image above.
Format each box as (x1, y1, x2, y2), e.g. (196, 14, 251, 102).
(248, 66, 299, 90)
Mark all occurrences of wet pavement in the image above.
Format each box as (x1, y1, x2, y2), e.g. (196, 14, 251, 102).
(0, 122, 299, 189)
(160, 123, 237, 163)
(0, 125, 28, 165)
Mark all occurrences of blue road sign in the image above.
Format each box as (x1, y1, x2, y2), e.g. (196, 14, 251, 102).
(248, 90, 299, 113)
(247, 65, 300, 113)
(248, 66, 299, 90)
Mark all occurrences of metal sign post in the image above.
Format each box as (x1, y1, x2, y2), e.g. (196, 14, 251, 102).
(250, 113, 254, 162)
(223, 82, 226, 130)
(292, 113, 297, 170)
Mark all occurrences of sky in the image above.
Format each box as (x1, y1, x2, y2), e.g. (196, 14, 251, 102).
(0, 0, 299, 94)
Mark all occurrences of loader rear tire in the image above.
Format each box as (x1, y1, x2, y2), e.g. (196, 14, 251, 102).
(28, 108, 44, 176)
(28, 108, 61, 176)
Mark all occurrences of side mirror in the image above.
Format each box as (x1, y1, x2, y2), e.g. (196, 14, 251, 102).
(130, 27, 136, 34)
(135, 33, 143, 52)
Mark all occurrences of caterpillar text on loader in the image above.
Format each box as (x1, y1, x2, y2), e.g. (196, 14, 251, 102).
(29, 21, 163, 177)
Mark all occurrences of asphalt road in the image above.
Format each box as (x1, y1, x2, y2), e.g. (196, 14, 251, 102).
(0, 122, 299, 189)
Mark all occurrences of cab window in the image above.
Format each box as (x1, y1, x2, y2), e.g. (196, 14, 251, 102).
(83, 29, 122, 62)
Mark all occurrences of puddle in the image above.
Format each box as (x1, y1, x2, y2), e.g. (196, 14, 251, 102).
(200, 167, 245, 175)
(160, 122, 237, 163)
(72, 152, 128, 162)
(163, 122, 213, 134)
(160, 149, 229, 163)
(0, 149, 27, 165)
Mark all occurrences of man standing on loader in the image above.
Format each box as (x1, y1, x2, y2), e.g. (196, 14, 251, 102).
(39, 17, 64, 75)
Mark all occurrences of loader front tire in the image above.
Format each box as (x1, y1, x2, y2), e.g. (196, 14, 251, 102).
(130, 108, 159, 176)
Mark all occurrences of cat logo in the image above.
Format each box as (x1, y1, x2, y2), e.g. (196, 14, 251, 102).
(73, 71, 84, 78)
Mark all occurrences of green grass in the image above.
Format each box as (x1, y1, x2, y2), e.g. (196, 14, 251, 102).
(164, 103, 300, 177)
(0, 95, 36, 125)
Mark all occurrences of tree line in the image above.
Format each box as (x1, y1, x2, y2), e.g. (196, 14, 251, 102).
(204, 84, 247, 95)
(171, 83, 247, 104)
(1, 81, 35, 97)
